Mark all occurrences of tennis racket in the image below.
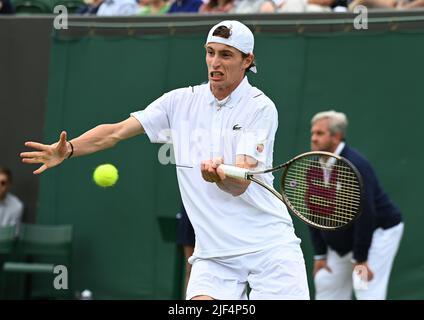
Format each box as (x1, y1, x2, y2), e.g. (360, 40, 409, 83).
(219, 151, 363, 230)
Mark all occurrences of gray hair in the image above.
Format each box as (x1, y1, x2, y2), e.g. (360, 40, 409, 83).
(311, 110, 348, 137)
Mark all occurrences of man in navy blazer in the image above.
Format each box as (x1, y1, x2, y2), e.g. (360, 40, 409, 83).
(308, 110, 403, 300)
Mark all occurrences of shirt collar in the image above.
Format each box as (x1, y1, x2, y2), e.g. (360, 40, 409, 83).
(321, 141, 346, 169)
(206, 76, 250, 109)
(334, 141, 346, 156)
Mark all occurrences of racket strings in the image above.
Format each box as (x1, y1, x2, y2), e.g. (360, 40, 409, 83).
(286, 175, 359, 224)
(285, 158, 361, 198)
(285, 190, 356, 223)
(285, 186, 360, 216)
(284, 175, 362, 200)
(282, 156, 361, 228)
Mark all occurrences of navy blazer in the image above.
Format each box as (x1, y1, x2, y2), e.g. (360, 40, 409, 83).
(309, 144, 402, 262)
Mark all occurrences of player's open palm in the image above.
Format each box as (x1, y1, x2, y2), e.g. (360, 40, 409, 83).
(20, 131, 70, 175)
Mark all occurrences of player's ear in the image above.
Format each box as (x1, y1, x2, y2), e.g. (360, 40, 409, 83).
(243, 53, 254, 69)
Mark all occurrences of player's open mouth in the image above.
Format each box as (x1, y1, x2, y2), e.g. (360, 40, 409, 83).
(210, 71, 224, 80)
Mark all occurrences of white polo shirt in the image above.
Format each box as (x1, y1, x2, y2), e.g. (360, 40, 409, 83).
(131, 77, 294, 258)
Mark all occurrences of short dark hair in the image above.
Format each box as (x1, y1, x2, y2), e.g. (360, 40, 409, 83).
(212, 25, 232, 38)
(212, 25, 256, 73)
(0, 167, 12, 183)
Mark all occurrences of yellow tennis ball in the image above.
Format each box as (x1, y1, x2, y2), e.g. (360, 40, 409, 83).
(93, 164, 119, 187)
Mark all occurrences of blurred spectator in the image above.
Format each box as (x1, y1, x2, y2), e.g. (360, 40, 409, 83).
(199, 0, 234, 13)
(260, 0, 279, 12)
(348, 0, 395, 9)
(0, 167, 23, 233)
(138, 0, 170, 14)
(349, 0, 424, 9)
(332, 0, 349, 10)
(398, 0, 424, 8)
(97, 0, 138, 15)
(231, 0, 275, 13)
(271, 0, 347, 12)
(168, 0, 203, 13)
(0, 0, 15, 13)
(76, 0, 104, 14)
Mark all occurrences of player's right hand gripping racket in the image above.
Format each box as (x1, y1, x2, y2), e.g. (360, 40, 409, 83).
(219, 151, 363, 230)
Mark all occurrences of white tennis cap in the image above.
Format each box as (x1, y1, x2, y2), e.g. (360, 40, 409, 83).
(206, 20, 257, 73)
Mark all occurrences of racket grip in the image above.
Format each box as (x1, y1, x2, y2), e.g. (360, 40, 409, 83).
(219, 165, 248, 179)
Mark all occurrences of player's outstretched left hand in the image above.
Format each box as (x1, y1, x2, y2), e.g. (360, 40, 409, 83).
(20, 131, 71, 175)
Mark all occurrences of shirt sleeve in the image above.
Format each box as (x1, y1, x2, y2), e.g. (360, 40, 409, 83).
(308, 226, 328, 259)
(130, 92, 173, 144)
(235, 102, 278, 169)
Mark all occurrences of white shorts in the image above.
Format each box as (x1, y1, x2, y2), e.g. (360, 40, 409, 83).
(186, 240, 310, 300)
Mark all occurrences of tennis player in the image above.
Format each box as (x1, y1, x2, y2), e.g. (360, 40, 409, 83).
(20, 20, 309, 300)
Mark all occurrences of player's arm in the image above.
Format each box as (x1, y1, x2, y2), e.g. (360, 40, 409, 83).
(201, 155, 257, 196)
(21, 117, 144, 175)
(66, 117, 144, 157)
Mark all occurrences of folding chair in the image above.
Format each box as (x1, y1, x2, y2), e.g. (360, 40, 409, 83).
(0, 225, 17, 299)
(2, 224, 73, 299)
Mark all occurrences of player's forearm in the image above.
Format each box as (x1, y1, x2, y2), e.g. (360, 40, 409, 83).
(66, 117, 144, 158)
(67, 124, 125, 157)
(216, 155, 257, 196)
(216, 178, 251, 196)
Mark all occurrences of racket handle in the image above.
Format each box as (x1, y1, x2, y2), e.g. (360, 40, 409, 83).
(219, 165, 249, 179)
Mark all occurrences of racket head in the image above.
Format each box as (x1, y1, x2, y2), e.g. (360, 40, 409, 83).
(280, 151, 363, 230)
